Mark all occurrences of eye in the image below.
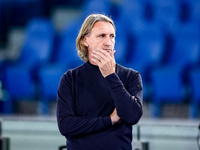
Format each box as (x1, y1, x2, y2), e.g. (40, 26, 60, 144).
(110, 34, 115, 38)
(99, 34, 105, 38)
(110, 34, 115, 39)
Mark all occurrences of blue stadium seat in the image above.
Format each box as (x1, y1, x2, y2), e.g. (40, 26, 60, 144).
(114, 22, 129, 65)
(19, 18, 55, 66)
(150, 66, 185, 117)
(129, 21, 165, 68)
(169, 21, 200, 71)
(37, 19, 83, 114)
(81, 0, 112, 18)
(118, 0, 147, 34)
(3, 18, 55, 113)
(184, 0, 200, 22)
(126, 21, 165, 100)
(150, 21, 200, 117)
(189, 68, 200, 118)
(128, 21, 165, 75)
(3, 64, 37, 114)
(119, 0, 145, 21)
(151, 0, 181, 35)
(54, 19, 83, 67)
(38, 64, 66, 114)
(0, 78, 12, 114)
(4, 65, 35, 99)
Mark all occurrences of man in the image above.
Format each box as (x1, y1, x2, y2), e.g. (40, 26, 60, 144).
(57, 14, 143, 150)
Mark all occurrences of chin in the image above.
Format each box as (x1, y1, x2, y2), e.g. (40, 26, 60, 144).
(106, 50, 112, 56)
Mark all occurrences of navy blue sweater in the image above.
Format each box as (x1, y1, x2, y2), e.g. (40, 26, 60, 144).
(57, 61, 143, 150)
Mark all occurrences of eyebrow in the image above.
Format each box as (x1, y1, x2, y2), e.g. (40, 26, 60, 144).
(96, 33, 115, 37)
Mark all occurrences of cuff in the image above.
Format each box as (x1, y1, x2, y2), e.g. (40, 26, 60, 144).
(102, 116, 112, 128)
(105, 73, 123, 87)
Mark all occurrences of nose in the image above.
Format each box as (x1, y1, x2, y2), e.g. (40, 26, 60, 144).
(104, 36, 112, 46)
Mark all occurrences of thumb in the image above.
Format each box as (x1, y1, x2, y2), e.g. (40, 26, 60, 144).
(112, 50, 116, 58)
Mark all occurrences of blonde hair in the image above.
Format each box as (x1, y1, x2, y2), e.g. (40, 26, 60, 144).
(76, 14, 116, 62)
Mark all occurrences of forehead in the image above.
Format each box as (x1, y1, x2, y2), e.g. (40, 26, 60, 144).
(91, 21, 115, 34)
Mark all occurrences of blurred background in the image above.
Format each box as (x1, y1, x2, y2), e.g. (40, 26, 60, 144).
(0, 0, 199, 150)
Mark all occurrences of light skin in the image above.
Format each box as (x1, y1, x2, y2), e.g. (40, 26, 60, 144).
(83, 21, 137, 125)
(83, 21, 116, 78)
(83, 21, 120, 125)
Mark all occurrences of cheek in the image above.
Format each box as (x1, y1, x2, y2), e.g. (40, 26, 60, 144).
(90, 43, 101, 50)
(87, 47, 93, 57)
(88, 37, 104, 50)
(87, 47, 95, 61)
(112, 39, 115, 45)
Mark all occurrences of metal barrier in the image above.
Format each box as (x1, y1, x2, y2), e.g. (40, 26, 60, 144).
(0, 118, 10, 150)
(58, 145, 67, 150)
(133, 125, 149, 150)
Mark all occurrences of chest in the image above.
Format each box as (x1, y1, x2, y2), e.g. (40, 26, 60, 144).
(73, 71, 114, 117)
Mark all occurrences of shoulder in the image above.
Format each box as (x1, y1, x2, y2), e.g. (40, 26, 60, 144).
(61, 63, 85, 81)
(116, 64, 142, 86)
(116, 64, 140, 77)
(116, 64, 143, 91)
(64, 63, 85, 75)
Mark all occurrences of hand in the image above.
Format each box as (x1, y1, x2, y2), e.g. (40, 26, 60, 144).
(132, 96, 138, 102)
(132, 96, 137, 100)
(91, 49, 116, 77)
(110, 108, 121, 125)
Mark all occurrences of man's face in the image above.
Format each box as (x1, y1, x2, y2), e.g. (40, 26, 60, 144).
(83, 21, 115, 65)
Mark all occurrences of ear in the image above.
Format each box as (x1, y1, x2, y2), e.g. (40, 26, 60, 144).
(83, 37, 89, 47)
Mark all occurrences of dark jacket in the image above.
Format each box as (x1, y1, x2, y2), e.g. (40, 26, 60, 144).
(57, 61, 143, 150)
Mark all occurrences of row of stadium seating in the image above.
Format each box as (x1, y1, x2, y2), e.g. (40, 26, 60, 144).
(0, 0, 200, 118)
(0, 0, 83, 43)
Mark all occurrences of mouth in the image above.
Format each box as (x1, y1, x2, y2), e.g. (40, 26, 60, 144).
(103, 49, 113, 53)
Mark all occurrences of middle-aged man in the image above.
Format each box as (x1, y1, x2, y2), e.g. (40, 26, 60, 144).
(57, 13, 143, 150)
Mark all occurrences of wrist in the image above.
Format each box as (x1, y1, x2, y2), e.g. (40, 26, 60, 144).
(104, 72, 115, 78)
(110, 115, 120, 125)
(110, 116, 115, 125)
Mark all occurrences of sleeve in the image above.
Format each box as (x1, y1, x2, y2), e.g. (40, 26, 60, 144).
(56, 71, 112, 138)
(105, 71, 143, 125)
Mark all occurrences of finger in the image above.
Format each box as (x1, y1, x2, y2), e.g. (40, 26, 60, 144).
(99, 49, 115, 60)
(92, 50, 108, 62)
(93, 50, 111, 61)
(132, 96, 138, 101)
(91, 51, 104, 62)
(112, 50, 116, 58)
(101, 50, 113, 58)
(91, 57, 102, 66)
